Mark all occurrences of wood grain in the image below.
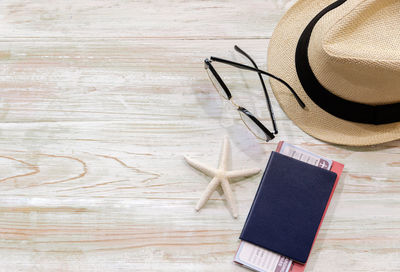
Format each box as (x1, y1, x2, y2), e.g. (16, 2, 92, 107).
(0, 0, 399, 271)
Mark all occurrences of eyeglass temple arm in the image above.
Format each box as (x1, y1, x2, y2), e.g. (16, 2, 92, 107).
(209, 56, 306, 108)
(234, 45, 278, 134)
(234, 45, 259, 69)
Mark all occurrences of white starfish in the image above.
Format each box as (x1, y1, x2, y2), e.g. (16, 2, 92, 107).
(184, 136, 260, 218)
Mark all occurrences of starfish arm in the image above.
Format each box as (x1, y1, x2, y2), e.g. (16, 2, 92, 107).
(227, 168, 261, 179)
(195, 177, 220, 211)
(220, 178, 238, 218)
(184, 156, 217, 177)
(218, 136, 230, 171)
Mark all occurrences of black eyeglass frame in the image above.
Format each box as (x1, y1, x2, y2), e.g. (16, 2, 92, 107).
(204, 46, 306, 142)
(204, 58, 274, 141)
(204, 51, 277, 141)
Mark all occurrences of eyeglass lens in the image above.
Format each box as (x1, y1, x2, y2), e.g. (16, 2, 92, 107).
(238, 110, 270, 141)
(205, 67, 229, 100)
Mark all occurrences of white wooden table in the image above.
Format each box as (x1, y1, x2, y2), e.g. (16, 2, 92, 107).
(0, 0, 399, 271)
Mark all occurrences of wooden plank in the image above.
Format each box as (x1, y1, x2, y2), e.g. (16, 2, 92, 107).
(0, 0, 295, 39)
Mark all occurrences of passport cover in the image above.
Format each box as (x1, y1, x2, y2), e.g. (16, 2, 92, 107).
(239, 151, 337, 264)
(276, 142, 344, 272)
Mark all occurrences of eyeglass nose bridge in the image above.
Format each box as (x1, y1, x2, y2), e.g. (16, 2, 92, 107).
(229, 98, 240, 108)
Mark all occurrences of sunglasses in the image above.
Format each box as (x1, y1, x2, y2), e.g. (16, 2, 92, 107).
(204, 45, 305, 142)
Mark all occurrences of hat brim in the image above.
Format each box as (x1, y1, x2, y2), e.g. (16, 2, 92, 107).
(267, 0, 400, 146)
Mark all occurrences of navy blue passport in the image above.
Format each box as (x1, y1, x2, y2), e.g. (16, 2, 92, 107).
(240, 152, 337, 264)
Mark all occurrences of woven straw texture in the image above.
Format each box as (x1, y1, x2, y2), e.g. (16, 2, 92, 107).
(267, 0, 400, 146)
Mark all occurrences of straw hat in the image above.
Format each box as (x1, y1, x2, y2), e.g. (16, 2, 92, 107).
(268, 0, 400, 146)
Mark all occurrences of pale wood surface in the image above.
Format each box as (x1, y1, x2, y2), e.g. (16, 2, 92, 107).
(0, 0, 399, 271)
